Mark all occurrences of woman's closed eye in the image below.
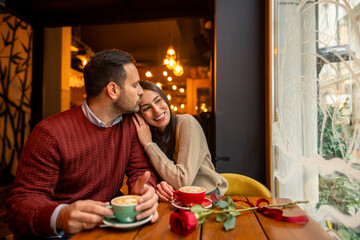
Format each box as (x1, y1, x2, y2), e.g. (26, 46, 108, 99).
(142, 106, 150, 112)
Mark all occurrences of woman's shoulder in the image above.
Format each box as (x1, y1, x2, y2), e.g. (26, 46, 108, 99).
(177, 114, 202, 129)
(177, 114, 198, 123)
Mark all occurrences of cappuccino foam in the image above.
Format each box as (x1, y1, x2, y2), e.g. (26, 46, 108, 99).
(113, 195, 140, 206)
(179, 186, 205, 193)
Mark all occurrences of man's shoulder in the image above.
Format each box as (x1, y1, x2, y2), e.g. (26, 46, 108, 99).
(36, 106, 82, 128)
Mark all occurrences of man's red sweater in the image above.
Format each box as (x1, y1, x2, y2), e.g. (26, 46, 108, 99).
(6, 106, 156, 238)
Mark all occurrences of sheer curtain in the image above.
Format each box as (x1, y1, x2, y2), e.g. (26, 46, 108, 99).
(272, 0, 360, 238)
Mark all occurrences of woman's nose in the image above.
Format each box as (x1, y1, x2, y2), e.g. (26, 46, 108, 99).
(152, 105, 161, 113)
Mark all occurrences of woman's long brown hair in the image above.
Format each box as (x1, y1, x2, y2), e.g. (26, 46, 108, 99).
(139, 81, 177, 160)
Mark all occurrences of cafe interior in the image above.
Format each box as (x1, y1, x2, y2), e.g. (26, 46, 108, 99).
(1, 0, 360, 239)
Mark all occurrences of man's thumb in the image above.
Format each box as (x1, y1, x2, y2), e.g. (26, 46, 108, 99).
(136, 171, 150, 188)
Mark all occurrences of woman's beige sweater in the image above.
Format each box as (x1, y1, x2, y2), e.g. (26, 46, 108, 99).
(144, 114, 228, 195)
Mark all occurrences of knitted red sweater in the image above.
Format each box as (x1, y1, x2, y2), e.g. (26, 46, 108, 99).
(6, 106, 156, 238)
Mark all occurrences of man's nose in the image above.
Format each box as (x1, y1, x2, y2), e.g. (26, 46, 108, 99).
(138, 86, 144, 96)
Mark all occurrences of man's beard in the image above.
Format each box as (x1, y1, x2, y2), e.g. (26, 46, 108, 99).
(112, 95, 140, 115)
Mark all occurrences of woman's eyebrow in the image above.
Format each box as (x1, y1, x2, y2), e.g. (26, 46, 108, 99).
(140, 95, 160, 109)
(153, 95, 160, 102)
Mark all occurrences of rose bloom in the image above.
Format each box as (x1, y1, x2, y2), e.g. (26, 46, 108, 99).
(169, 209, 198, 236)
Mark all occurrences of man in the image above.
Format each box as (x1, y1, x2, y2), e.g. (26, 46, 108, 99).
(6, 49, 158, 239)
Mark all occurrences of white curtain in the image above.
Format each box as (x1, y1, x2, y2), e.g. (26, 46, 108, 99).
(272, 0, 360, 237)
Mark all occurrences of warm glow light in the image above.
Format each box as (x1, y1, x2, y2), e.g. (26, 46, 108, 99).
(167, 77, 172, 82)
(164, 59, 169, 65)
(174, 106, 178, 111)
(180, 88, 185, 93)
(181, 104, 185, 109)
(345, 80, 350, 84)
(82, 60, 87, 66)
(167, 47, 175, 56)
(171, 105, 174, 109)
(173, 60, 184, 76)
(172, 85, 177, 90)
(145, 71, 152, 77)
(167, 94, 171, 100)
(163, 71, 168, 76)
(168, 59, 175, 68)
(156, 82, 162, 88)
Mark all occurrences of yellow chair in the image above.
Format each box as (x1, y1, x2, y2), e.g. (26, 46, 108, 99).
(220, 173, 272, 198)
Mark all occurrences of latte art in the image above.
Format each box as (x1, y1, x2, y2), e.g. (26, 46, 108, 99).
(179, 186, 205, 193)
(113, 195, 140, 205)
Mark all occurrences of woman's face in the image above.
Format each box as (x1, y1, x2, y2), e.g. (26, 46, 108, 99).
(139, 89, 170, 132)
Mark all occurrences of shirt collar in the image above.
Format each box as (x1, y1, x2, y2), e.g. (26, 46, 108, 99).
(81, 100, 122, 128)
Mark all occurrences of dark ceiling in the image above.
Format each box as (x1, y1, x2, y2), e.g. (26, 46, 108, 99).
(4, 0, 214, 67)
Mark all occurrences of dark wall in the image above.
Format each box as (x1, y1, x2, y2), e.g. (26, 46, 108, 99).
(215, 0, 266, 184)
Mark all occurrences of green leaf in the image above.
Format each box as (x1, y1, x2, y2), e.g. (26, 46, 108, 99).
(197, 215, 207, 224)
(224, 215, 236, 231)
(216, 213, 227, 222)
(191, 204, 207, 213)
(216, 200, 228, 209)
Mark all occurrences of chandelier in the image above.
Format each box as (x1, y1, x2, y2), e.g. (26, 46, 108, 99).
(163, 46, 184, 76)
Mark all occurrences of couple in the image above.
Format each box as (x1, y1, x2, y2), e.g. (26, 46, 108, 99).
(6, 49, 227, 239)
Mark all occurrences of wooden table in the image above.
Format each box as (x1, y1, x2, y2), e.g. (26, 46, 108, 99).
(70, 196, 332, 240)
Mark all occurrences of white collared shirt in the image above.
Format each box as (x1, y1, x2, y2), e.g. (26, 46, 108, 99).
(81, 100, 122, 127)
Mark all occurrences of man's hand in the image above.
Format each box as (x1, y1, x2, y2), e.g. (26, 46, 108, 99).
(156, 181, 174, 202)
(130, 171, 159, 223)
(57, 200, 113, 235)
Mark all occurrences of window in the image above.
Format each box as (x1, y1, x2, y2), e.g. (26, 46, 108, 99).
(271, 0, 360, 238)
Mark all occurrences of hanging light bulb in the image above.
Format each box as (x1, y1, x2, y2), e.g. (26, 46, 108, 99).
(173, 60, 184, 76)
(167, 46, 176, 56)
(166, 55, 176, 70)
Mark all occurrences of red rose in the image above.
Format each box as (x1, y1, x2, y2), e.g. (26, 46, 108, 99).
(169, 209, 198, 236)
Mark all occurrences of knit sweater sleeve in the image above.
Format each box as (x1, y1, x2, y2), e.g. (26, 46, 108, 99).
(6, 121, 62, 237)
(125, 115, 157, 191)
(144, 114, 206, 189)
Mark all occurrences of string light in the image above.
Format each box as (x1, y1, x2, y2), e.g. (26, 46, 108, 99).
(172, 85, 177, 90)
(180, 88, 185, 93)
(167, 76, 172, 82)
(145, 71, 152, 77)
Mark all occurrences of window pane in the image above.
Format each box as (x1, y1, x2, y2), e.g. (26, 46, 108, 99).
(272, 0, 360, 238)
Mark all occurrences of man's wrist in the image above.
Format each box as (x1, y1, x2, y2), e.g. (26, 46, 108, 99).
(51, 204, 68, 236)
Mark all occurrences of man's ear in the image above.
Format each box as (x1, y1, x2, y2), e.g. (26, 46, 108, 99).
(106, 82, 120, 100)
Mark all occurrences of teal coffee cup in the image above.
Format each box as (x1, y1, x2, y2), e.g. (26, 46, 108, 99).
(106, 195, 141, 223)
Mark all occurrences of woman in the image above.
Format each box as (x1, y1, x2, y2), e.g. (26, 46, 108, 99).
(132, 81, 228, 201)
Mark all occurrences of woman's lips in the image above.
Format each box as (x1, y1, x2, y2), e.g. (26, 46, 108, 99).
(154, 112, 165, 121)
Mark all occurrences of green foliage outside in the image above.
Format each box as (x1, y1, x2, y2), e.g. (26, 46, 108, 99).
(317, 103, 360, 239)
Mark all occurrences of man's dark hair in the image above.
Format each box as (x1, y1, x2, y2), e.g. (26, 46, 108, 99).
(83, 49, 135, 98)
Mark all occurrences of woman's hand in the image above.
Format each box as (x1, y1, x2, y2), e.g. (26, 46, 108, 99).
(132, 113, 153, 147)
(156, 181, 174, 202)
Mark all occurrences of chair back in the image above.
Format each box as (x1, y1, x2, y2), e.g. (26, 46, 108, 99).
(220, 173, 272, 198)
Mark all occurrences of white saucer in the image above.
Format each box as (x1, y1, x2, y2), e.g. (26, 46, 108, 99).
(102, 215, 152, 229)
(172, 198, 212, 210)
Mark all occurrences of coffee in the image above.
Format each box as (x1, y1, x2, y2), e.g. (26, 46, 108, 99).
(174, 186, 206, 206)
(113, 195, 140, 206)
(179, 186, 205, 193)
(107, 195, 141, 223)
